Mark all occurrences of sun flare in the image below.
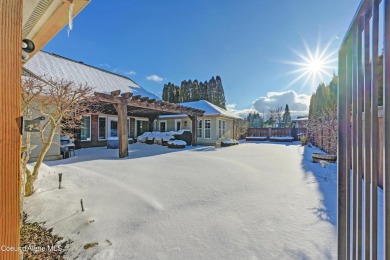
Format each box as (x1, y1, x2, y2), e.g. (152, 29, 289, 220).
(285, 39, 337, 92)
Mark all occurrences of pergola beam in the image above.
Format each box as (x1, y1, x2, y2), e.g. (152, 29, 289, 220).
(94, 91, 204, 116)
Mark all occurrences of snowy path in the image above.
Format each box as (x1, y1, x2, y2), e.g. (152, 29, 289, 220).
(24, 142, 338, 259)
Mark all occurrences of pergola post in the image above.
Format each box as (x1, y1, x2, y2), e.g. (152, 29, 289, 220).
(113, 102, 128, 158)
(148, 116, 158, 132)
(0, 0, 23, 259)
(189, 115, 198, 146)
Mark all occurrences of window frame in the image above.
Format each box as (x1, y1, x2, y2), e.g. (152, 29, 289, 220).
(80, 115, 92, 141)
(204, 119, 211, 139)
(98, 116, 107, 140)
(197, 119, 203, 138)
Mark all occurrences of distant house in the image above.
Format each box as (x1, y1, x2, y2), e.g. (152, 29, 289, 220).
(24, 51, 161, 157)
(157, 100, 242, 145)
(292, 116, 308, 128)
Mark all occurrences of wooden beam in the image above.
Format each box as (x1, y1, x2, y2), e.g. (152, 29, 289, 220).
(0, 0, 22, 259)
(121, 92, 133, 99)
(95, 92, 204, 116)
(94, 92, 121, 104)
(111, 90, 121, 96)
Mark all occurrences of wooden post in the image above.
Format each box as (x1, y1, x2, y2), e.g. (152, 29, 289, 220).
(189, 115, 198, 146)
(114, 102, 128, 158)
(338, 45, 348, 260)
(147, 116, 157, 132)
(0, 0, 22, 259)
(384, 0, 390, 257)
(364, 13, 372, 259)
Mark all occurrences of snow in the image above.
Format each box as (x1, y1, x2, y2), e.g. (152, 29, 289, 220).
(167, 140, 187, 146)
(270, 136, 294, 141)
(24, 51, 159, 100)
(159, 100, 241, 119)
(23, 142, 383, 259)
(221, 138, 239, 145)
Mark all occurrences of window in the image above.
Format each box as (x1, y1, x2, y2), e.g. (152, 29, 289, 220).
(197, 119, 203, 138)
(110, 120, 118, 137)
(204, 119, 211, 139)
(98, 117, 107, 140)
(218, 120, 226, 138)
(81, 116, 91, 141)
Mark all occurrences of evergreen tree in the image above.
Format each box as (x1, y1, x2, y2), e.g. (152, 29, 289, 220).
(215, 75, 226, 109)
(162, 84, 168, 101)
(192, 80, 199, 101)
(207, 77, 216, 104)
(174, 86, 181, 103)
(282, 104, 292, 128)
(160, 75, 227, 108)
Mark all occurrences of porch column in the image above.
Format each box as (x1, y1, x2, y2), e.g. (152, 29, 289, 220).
(114, 102, 128, 158)
(0, 0, 23, 259)
(148, 115, 158, 132)
(189, 115, 198, 146)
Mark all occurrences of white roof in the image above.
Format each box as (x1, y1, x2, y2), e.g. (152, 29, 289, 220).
(160, 100, 241, 119)
(24, 51, 159, 100)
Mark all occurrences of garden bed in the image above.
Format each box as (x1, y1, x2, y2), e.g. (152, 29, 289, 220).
(312, 153, 337, 163)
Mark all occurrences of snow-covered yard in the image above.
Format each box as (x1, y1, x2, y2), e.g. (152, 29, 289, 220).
(25, 142, 340, 259)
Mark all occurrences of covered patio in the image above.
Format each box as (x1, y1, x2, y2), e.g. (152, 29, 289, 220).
(94, 90, 204, 158)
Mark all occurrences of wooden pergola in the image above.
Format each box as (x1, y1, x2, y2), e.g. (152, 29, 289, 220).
(95, 91, 204, 158)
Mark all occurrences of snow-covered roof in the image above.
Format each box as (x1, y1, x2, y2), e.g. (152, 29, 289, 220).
(160, 100, 241, 119)
(23, 51, 159, 100)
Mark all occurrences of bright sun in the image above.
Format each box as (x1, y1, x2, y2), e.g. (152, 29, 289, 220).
(285, 39, 337, 92)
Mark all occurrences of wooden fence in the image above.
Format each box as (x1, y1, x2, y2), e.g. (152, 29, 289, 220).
(338, 0, 390, 258)
(247, 127, 307, 141)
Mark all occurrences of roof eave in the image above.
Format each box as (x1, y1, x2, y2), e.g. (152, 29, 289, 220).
(23, 0, 90, 60)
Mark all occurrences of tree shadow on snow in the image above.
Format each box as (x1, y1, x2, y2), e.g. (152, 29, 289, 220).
(300, 145, 337, 227)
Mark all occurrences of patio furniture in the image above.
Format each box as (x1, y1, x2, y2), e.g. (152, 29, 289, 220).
(60, 136, 75, 158)
(173, 129, 192, 145)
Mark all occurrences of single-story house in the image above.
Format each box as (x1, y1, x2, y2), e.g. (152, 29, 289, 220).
(23, 51, 204, 159)
(157, 100, 242, 145)
(292, 116, 308, 128)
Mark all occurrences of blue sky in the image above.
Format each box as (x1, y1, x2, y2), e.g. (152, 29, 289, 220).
(43, 0, 361, 115)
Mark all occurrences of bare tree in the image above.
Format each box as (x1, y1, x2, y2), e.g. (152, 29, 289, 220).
(233, 118, 248, 139)
(21, 76, 98, 196)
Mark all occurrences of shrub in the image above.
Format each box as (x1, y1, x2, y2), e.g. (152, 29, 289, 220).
(300, 135, 308, 146)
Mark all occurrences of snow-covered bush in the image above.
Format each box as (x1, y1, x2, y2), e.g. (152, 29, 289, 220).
(168, 140, 187, 148)
(221, 138, 239, 147)
(137, 132, 151, 143)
